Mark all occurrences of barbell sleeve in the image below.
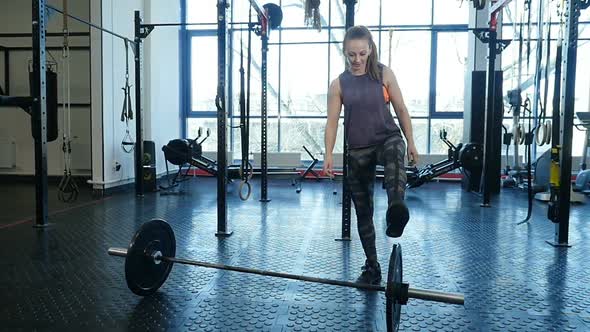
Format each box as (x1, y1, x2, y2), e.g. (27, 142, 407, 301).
(407, 288, 464, 305)
(108, 247, 128, 258)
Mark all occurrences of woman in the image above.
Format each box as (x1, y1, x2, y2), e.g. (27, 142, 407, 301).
(323, 26, 419, 285)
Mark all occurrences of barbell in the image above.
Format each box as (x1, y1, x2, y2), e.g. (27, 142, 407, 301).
(108, 219, 464, 332)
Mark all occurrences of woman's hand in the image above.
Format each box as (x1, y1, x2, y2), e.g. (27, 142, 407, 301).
(407, 143, 419, 166)
(323, 154, 334, 178)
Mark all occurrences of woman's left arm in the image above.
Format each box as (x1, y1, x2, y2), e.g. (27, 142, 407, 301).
(384, 66, 419, 164)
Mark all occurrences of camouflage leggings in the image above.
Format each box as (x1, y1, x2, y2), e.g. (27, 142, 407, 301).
(347, 134, 407, 264)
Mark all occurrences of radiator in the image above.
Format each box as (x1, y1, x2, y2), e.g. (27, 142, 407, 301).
(252, 152, 301, 168)
(332, 154, 457, 171)
(202, 151, 234, 164)
(0, 138, 16, 168)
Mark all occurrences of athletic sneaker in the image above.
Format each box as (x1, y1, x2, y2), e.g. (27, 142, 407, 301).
(356, 260, 382, 285)
(386, 201, 410, 238)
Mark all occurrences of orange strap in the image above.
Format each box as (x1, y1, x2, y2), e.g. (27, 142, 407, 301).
(383, 85, 390, 103)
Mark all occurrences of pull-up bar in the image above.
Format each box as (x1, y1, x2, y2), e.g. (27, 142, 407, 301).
(141, 21, 253, 28)
(47, 1, 272, 42)
(137, 0, 268, 29)
(139, 1, 280, 39)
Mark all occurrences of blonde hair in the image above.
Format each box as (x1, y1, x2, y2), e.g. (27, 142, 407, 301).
(343, 26, 380, 81)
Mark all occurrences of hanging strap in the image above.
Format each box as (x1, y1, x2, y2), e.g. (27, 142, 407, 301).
(246, 5, 252, 170)
(525, 0, 533, 76)
(120, 40, 133, 122)
(517, 98, 534, 224)
(239, 33, 247, 176)
(541, 9, 552, 123)
(239, 6, 254, 201)
(57, 0, 79, 203)
(536, 8, 553, 146)
(510, 0, 526, 167)
(121, 40, 135, 153)
(529, 0, 546, 150)
(518, 0, 533, 150)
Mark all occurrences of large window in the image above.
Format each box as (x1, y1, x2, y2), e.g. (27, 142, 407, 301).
(434, 32, 468, 114)
(186, 1, 217, 27)
(381, 0, 432, 26)
(183, 0, 471, 157)
(190, 33, 217, 113)
(433, 0, 470, 25)
(430, 119, 463, 154)
(181, 0, 588, 160)
(382, 31, 431, 117)
(280, 43, 328, 117)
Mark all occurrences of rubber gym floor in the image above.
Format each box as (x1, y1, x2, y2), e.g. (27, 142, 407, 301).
(1, 177, 589, 331)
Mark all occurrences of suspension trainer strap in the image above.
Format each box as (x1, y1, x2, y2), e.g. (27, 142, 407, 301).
(246, 5, 252, 171)
(518, 98, 534, 224)
(57, 0, 79, 203)
(240, 34, 247, 178)
(525, 0, 532, 77)
(239, 6, 254, 201)
(541, 9, 552, 145)
(121, 40, 135, 153)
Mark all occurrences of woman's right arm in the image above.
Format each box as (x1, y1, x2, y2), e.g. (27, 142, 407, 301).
(323, 78, 343, 177)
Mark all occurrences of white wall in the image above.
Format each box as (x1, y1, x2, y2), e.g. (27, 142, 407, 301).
(90, 0, 182, 189)
(144, 0, 182, 176)
(0, 0, 90, 33)
(96, 0, 144, 189)
(0, 0, 92, 176)
(90, 0, 104, 184)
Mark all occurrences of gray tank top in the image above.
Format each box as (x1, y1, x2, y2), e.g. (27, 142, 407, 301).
(339, 64, 400, 149)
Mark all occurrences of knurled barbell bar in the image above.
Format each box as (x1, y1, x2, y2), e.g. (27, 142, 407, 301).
(107, 219, 464, 332)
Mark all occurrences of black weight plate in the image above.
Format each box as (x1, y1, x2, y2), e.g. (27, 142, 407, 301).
(143, 170, 153, 181)
(164, 139, 191, 165)
(459, 143, 483, 172)
(263, 3, 283, 29)
(386, 244, 402, 332)
(143, 152, 152, 165)
(125, 219, 176, 296)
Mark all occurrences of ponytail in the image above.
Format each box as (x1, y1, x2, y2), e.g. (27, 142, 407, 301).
(366, 38, 380, 81)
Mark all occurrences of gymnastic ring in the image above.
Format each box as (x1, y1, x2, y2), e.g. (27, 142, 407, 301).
(518, 125, 526, 145)
(239, 180, 252, 201)
(247, 162, 254, 181)
(541, 121, 551, 146)
(513, 125, 522, 145)
(535, 123, 547, 146)
(545, 121, 552, 145)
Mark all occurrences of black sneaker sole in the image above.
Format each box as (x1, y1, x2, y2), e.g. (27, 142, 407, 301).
(386, 202, 409, 238)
